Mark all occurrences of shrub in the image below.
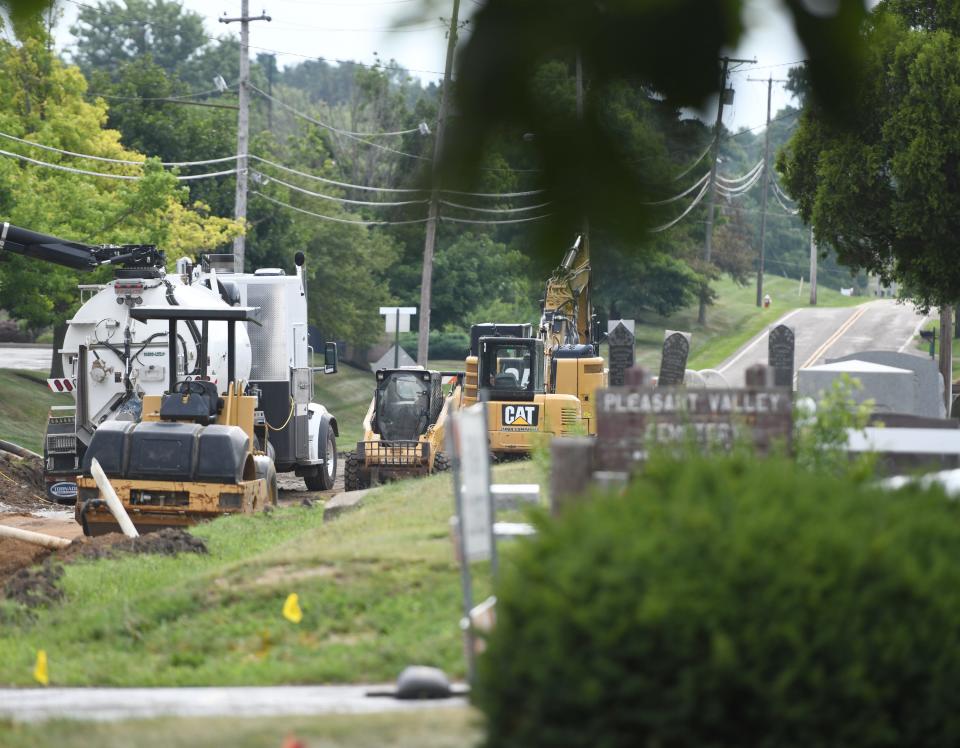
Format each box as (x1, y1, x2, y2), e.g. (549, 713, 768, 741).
(398, 330, 471, 361)
(475, 455, 960, 748)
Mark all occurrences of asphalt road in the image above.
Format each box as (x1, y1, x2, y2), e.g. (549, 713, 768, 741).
(716, 300, 928, 387)
(0, 344, 52, 371)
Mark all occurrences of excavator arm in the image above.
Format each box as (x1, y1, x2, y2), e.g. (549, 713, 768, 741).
(540, 233, 596, 349)
(0, 222, 164, 271)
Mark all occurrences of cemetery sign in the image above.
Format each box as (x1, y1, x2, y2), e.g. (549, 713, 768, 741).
(594, 383, 793, 469)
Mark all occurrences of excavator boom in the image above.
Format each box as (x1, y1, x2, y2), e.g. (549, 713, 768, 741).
(0, 222, 164, 272)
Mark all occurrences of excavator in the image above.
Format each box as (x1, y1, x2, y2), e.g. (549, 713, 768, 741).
(461, 234, 607, 457)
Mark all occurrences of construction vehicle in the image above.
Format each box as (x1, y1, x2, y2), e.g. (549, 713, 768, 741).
(75, 306, 274, 535)
(460, 235, 606, 456)
(0, 223, 339, 502)
(189, 252, 340, 491)
(344, 367, 463, 490)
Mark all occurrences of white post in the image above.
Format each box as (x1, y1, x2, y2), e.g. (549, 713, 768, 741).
(0, 525, 71, 549)
(90, 458, 139, 538)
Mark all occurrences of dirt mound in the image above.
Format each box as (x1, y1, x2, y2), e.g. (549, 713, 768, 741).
(65, 528, 208, 561)
(0, 529, 207, 607)
(0, 452, 50, 512)
(0, 536, 51, 585)
(4, 560, 63, 607)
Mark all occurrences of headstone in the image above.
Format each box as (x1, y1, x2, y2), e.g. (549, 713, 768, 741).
(797, 359, 915, 414)
(684, 369, 706, 388)
(594, 382, 793, 470)
(607, 319, 636, 335)
(658, 331, 690, 386)
(699, 369, 731, 389)
(606, 322, 635, 387)
(767, 324, 795, 388)
(826, 350, 945, 418)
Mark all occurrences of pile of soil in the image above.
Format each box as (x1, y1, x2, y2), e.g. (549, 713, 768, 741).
(64, 528, 208, 562)
(1, 528, 207, 608)
(0, 452, 49, 512)
(4, 560, 63, 607)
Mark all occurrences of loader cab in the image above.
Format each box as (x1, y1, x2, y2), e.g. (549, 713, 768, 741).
(374, 368, 441, 441)
(477, 337, 545, 402)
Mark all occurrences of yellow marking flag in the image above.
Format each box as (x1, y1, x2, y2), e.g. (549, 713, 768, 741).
(282, 593, 303, 624)
(33, 650, 49, 686)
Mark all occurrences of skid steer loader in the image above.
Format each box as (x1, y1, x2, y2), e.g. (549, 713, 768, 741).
(74, 306, 277, 535)
(344, 367, 463, 490)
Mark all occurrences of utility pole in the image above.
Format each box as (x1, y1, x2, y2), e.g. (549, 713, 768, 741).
(220, 2, 271, 274)
(699, 55, 756, 325)
(416, 0, 461, 366)
(809, 226, 818, 305)
(941, 306, 954, 412)
(747, 75, 788, 307)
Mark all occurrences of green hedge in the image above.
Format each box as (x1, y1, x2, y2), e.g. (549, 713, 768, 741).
(476, 455, 960, 747)
(397, 330, 471, 361)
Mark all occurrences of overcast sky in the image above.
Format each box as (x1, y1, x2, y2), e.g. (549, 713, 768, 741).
(46, 0, 814, 132)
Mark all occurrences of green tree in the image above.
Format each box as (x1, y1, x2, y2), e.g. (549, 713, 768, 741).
(779, 4, 960, 309)
(430, 233, 536, 330)
(69, 0, 207, 81)
(0, 31, 239, 373)
(437, 0, 868, 258)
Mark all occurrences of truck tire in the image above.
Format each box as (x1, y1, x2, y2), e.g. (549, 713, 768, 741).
(344, 451, 367, 492)
(432, 451, 450, 474)
(304, 431, 337, 491)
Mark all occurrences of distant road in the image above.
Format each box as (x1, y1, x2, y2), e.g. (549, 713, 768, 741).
(716, 300, 927, 387)
(0, 345, 51, 371)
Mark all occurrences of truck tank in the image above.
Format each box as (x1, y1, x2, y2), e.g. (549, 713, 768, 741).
(60, 276, 252, 435)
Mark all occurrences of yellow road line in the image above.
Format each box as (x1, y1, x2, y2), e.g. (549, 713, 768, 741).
(799, 304, 871, 370)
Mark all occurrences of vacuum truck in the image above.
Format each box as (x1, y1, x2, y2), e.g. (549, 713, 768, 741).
(0, 222, 340, 505)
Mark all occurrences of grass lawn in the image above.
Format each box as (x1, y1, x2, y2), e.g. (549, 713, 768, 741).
(613, 274, 863, 372)
(0, 461, 537, 687)
(0, 709, 481, 748)
(0, 369, 63, 454)
(312, 361, 374, 449)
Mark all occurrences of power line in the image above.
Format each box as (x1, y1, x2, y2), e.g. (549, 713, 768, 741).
(249, 85, 431, 161)
(61, 0, 450, 77)
(733, 59, 807, 74)
(641, 171, 710, 206)
(249, 154, 426, 193)
(0, 131, 237, 167)
(439, 187, 546, 198)
(252, 190, 429, 225)
(85, 85, 234, 101)
(439, 213, 551, 225)
(254, 170, 428, 206)
(0, 148, 237, 180)
(650, 178, 711, 233)
(673, 142, 713, 181)
(248, 84, 425, 138)
(716, 159, 763, 186)
(728, 109, 800, 140)
(269, 19, 447, 33)
(438, 199, 552, 214)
